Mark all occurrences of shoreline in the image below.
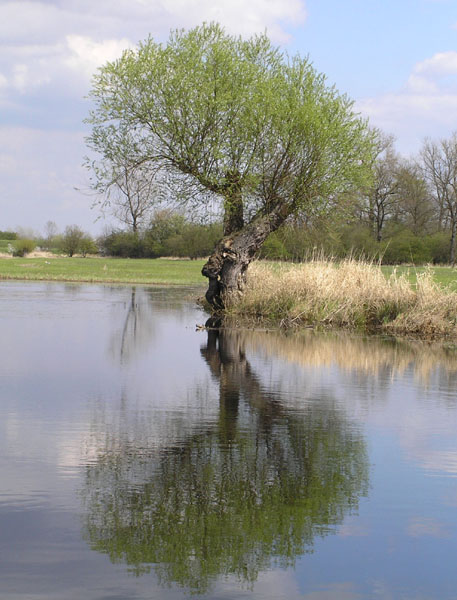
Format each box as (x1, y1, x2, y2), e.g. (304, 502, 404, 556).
(2, 256, 457, 342)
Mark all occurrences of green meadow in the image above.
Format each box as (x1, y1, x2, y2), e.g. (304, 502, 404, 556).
(0, 257, 206, 286)
(1, 256, 456, 290)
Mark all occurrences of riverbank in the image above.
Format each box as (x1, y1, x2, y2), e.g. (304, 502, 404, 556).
(1, 255, 456, 339)
(227, 260, 457, 340)
(0, 256, 206, 285)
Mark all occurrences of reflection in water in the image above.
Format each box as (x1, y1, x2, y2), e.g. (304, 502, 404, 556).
(108, 287, 158, 365)
(240, 327, 457, 386)
(81, 327, 369, 594)
(3, 283, 457, 599)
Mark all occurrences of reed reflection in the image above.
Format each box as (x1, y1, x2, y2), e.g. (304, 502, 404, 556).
(239, 328, 457, 386)
(82, 327, 369, 595)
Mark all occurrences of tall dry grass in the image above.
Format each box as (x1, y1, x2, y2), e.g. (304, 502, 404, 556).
(229, 258, 457, 339)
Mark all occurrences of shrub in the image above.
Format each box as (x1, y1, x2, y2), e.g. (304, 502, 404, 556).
(61, 225, 85, 257)
(79, 236, 98, 257)
(12, 238, 36, 257)
(425, 232, 451, 264)
(381, 230, 431, 265)
(0, 231, 17, 240)
(259, 233, 290, 260)
(99, 231, 144, 258)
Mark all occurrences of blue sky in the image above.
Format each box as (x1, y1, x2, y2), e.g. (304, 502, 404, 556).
(1, 0, 457, 235)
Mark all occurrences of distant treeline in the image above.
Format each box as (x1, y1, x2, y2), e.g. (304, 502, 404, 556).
(260, 223, 451, 265)
(0, 214, 223, 260)
(0, 195, 455, 265)
(99, 213, 222, 259)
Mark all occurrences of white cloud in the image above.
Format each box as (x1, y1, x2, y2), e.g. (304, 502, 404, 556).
(0, 0, 306, 104)
(357, 51, 457, 154)
(64, 35, 133, 79)
(155, 0, 306, 43)
(413, 50, 457, 78)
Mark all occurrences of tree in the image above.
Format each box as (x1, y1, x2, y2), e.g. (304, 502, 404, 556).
(420, 134, 457, 264)
(395, 160, 434, 236)
(87, 127, 162, 232)
(79, 234, 98, 257)
(86, 23, 375, 308)
(61, 225, 85, 257)
(43, 221, 58, 250)
(355, 133, 399, 242)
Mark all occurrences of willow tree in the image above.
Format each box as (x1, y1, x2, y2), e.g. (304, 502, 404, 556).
(86, 23, 375, 307)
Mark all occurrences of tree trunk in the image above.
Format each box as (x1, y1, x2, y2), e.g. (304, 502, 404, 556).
(202, 204, 290, 309)
(450, 217, 457, 266)
(222, 171, 244, 236)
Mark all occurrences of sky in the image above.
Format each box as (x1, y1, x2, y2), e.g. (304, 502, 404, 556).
(1, 0, 457, 235)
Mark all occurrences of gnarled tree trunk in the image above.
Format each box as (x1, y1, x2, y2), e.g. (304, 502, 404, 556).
(202, 204, 290, 309)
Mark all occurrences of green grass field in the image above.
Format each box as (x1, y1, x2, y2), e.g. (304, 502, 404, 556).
(0, 256, 456, 291)
(0, 257, 206, 285)
(381, 265, 457, 290)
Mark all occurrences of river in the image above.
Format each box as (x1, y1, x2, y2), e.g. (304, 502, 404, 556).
(1, 281, 457, 599)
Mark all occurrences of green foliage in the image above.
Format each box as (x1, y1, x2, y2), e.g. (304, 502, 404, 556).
(258, 222, 454, 266)
(259, 232, 290, 260)
(12, 238, 36, 257)
(425, 232, 452, 264)
(61, 225, 95, 257)
(79, 235, 98, 257)
(86, 23, 375, 234)
(99, 213, 222, 259)
(163, 222, 223, 259)
(100, 231, 144, 258)
(382, 230, 433, 265)
(143, 211, 187, 257)
(0, 231, 17, 240)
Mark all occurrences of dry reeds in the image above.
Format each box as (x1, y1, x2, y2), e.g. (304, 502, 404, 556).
(229, 258, 457, 339)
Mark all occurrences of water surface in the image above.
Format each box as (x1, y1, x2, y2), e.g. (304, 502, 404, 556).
(1, 281, 457, 599)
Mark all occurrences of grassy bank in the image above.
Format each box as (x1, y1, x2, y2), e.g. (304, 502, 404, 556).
(0, 256, 206, 285)
(2, 255, 457, 339)
(228, 260, 457, 339)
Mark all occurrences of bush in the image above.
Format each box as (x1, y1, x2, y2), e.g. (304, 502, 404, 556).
(99, 218, 223, 259)
(259, 233, 290, 260)
(425, 232, 451, 264)
(12, 238, 36, 257)
(381, 230, 431, 265)
(79, 236, 99, 257)
(99, 231, 144, 258)
(0, 231, 17, 240)
(61, 225, 85, 257)
(163, 223, 222, 258)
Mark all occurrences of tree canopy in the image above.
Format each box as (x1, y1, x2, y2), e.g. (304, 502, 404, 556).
(86, 23, 376, 306)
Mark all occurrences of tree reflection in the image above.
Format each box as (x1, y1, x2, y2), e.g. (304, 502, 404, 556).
(108, 287, 157, 364)
(82, 327, 369, 594)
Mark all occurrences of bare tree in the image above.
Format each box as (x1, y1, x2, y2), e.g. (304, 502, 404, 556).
(355, 133, 399, 242)
(421, 134, 457, 264)
(395, 160, 435, 235)
(43, 220, 58, 250)
(86, 126, 163, 233)
(105, 162, 160, 233)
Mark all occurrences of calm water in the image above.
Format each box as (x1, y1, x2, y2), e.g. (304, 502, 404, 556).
(1, 281, 457, 599)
